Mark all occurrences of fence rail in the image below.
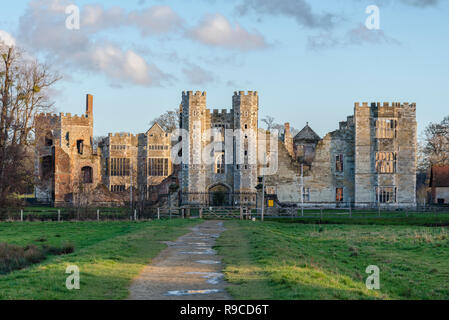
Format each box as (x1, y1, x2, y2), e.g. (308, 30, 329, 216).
(1, 204, 449, 222)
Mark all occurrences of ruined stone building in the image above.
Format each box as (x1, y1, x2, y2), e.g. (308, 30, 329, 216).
(272, 102, 417, 207)
(35, 92, 417, 208)
(181, 92, 417, 208)
(35, 94, 172, 206)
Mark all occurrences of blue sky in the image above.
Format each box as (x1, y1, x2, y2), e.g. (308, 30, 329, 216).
(0, 0, 448, 137)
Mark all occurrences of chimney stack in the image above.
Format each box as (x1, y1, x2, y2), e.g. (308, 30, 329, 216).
(86, 94, 93, 115)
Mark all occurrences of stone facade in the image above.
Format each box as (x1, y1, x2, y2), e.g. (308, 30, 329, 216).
(274, 102, 417, 207)
(35, 92, 417, 208)
(35, 95, 173, 206)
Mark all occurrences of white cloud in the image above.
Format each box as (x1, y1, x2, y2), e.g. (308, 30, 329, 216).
(128, 6, 184, 36)
(17, 0, 173, 87)
(189, 14, 269, 51)
(0, 30, 16, 47)
(307, 24, 400, 50)
(182, 64, 215, 85)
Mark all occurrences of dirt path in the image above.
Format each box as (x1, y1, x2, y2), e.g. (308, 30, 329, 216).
(128, 220, 231, 300)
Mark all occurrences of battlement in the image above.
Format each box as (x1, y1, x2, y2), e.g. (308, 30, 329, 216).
(233, 91, 258, 96)
(355, 102, 416, 108)
(108, 132, 138, 139)
(36, 113, 60, 122)
(182, 91, 207, 97)
(211, 109, 230, 115)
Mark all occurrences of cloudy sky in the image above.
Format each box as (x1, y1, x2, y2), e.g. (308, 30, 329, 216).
(0, 0, 448, 137)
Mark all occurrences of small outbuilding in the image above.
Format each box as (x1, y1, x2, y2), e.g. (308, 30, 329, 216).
(429, 165, 449, 204)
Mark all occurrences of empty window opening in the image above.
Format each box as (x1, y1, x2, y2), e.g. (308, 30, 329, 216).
(77, 140, 84, 154)
(111, 158, 130, 176)
(335, 154, 344, 172)
(336, 188, 344, 202)
(148, 158, 169, 176)
(376, 187, 397, 203)
(111, 185, 126, 193)
(302, 187, 310, 202)
(376, 152, 396, 173)
(81, 166, 93, 184)
(215, 153, 225, 174)
(41, 156, 53, 179)
(375, 119, 397, 139)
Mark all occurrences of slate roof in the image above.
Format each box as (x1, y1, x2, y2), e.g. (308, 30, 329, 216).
(294, 123, 321, 142)
(430, 165, 449, 188)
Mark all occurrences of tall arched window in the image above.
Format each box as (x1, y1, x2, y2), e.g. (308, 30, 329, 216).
(215, 153, 225, 174)
(81, 166, 93, 184)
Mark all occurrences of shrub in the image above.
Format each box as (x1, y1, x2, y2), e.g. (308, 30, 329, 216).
(0, 243, 45, 274)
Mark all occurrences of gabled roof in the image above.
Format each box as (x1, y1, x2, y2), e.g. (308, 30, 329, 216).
(430, 165, 449, 188)
(294, 123, 321, 142)
(146, 122, 165, 135)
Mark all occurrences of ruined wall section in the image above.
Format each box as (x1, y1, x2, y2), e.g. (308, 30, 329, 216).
(34, 114, 61, 202)
(304, 119, 355, 205)
(264, 135, 302, 203)
(283, 123, 294, 159)
(355, 102, 417, 207)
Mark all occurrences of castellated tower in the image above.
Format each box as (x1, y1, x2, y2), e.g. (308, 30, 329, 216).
(179, 90, 259, 206)
(35, 94, 101, 205)
(354, 102, 417, 207)
(232, 91, 259, 195)
(180, 91, 208, 196)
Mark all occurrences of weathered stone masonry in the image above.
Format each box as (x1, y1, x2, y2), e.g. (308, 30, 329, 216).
(35, 92, 417, 208)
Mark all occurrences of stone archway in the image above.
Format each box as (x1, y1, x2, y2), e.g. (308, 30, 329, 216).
(208, 183, 231, 207)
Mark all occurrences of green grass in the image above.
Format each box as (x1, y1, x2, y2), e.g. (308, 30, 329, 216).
(216, 220, 449, 300)
(266, 213, 449, 227)
(0, 219, 197, 300)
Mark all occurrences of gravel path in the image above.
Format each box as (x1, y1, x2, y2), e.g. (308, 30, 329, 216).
(128, 220, 231, 300)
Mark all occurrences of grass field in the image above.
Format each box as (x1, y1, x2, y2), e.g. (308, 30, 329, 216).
(0, 219, 196, 300)
(216, 220, 449, 300)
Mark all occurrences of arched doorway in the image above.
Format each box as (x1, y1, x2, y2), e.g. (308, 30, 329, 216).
(208, 184, 231, 207)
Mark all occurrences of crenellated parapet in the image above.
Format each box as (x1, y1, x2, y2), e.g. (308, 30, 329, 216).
(233, 91, 258, 96)
(354, 102, 416, 109)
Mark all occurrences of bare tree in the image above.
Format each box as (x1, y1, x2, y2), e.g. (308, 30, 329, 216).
(149, 109, 180, 133)
(0, 44, 60, 206)
(261, 116, 276, 131)
(261, 116, 298, 137)
(422, 116, 449, 167)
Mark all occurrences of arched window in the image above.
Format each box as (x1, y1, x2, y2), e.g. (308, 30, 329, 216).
(215, 153, 225, 174)
(81, 166, 93, 183)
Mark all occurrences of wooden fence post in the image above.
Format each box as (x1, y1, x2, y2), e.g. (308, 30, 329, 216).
(349, 206, 352, 218)
(20, 209, 23, 222)
(157, 208, 160, 220)
(97, 209, 100, 221)
(134, 209, 137, 221)
(240, 207, 243, 220)
(301, 207, 304, 217)
(199, 208, 203, 219)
